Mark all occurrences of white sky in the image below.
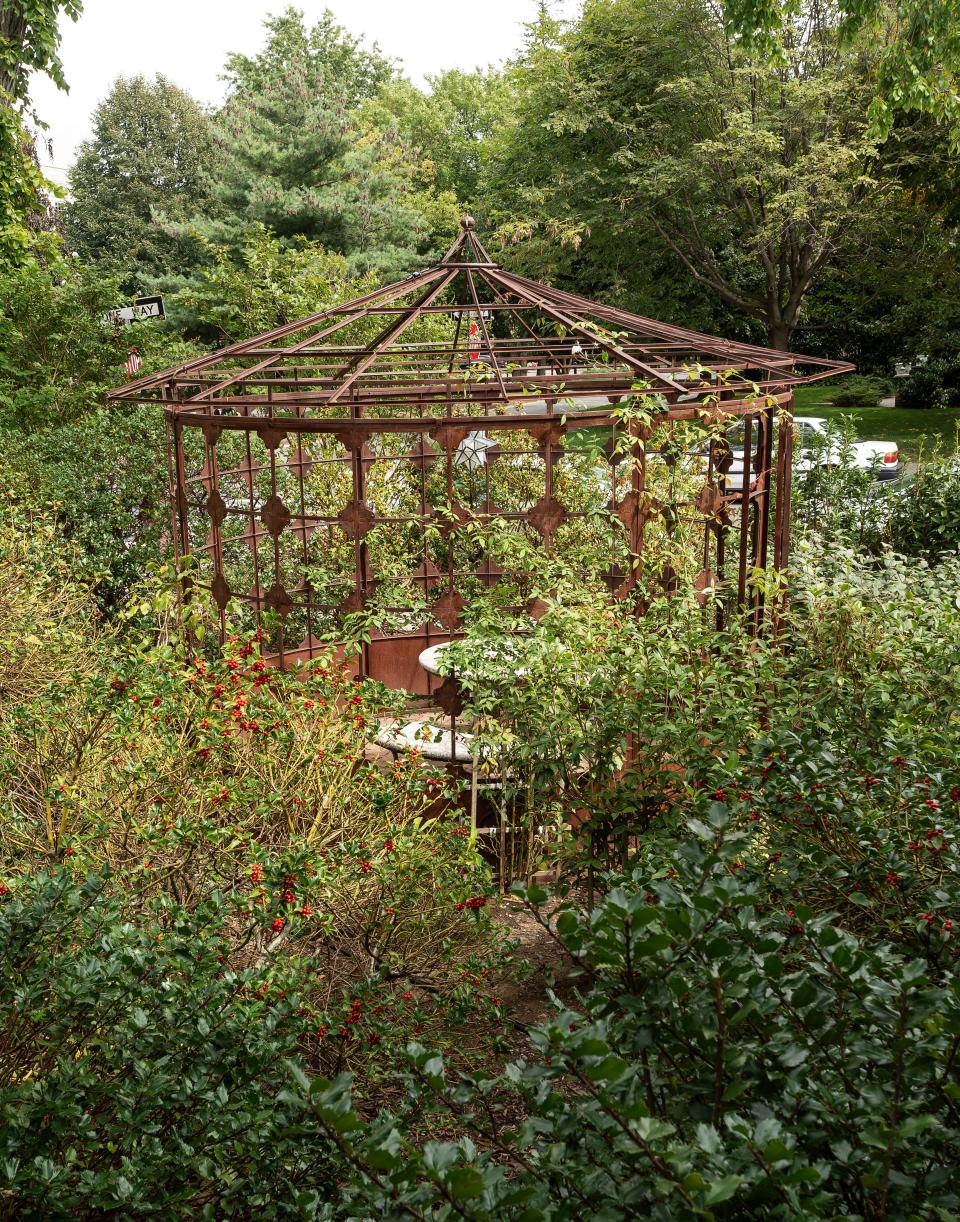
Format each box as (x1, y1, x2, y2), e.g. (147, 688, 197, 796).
(30, 0, 577, 187)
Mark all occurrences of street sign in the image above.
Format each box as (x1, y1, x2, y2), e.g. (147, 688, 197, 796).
(102, 295, 165, 328)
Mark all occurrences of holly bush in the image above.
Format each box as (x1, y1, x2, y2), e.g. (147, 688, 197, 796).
(0, 869, 342, 1217)
(284, 809, 960, 1220)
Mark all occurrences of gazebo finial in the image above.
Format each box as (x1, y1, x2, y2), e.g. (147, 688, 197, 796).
(460, 213, 475, 230)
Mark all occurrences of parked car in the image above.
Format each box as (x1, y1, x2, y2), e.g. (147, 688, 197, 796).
(722, 416, 901, 491)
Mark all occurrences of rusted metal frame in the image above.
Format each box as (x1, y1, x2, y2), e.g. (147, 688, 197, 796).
(502, 270, 754, 363)
(439, 225, 471, 264)
(204, 427, 228, 639)
(714, 518, 726, 631)
(326, 269, 460, 406)
(473, 267, 578, 370)
(166, 396, 793, 445)
(244, 425, 264, 643)
(169, 360, 784, 397)
(180, 301, 417, 406)
(293, 420, 314, 654)
(439, 220, 494, 267)
(463, 228, 497, 265)
(168, 367, 781, 407)
(169, 410, 204, 643)
(266, 433, 287, 667)
(631, 413, 646, 580)
(710, 433, 729, 630)
(415, 430, 439, 699)
(487, 268, 689, 395)
(504, 269, 812, 366)
(465, 268, 511, 403)
(736, 414, 754, 607)
(110, 267, 449, 401)
(123, 369, 804, 412)
(498, 269, 855, 380)
(751, 406, 776, 630)
(772, 395, 793, 572)
(446, 313, 464, 377)
(207, 371, 644, 408)
(181, 292, 448, 407)
(162, 385, 181, 568)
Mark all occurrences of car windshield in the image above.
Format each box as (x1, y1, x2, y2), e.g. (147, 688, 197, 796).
(796, 422, 823, 445)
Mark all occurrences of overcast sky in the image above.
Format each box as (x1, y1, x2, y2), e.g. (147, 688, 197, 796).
(29, 0, 576, 187)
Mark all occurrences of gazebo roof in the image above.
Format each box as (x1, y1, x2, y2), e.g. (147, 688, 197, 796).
(109, 216, 853, 416)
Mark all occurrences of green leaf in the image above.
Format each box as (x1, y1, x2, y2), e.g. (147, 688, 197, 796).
(703, 1174, 742, 1206)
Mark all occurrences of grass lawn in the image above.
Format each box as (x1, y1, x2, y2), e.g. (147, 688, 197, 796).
(792, 384, 960, 461)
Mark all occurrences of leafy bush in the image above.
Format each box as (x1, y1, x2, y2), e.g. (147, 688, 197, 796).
(896, 357, 960, 409)
(0, 631, 503, 1062)
(280, 810, 960, 1220)
(789, 421, 885, 550)
(888, 452, 960, 560)
(825, 373, 892, 407)
(0, 504, 98, 707)
(0, 869, 359, 1217)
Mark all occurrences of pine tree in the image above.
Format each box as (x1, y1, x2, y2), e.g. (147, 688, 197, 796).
(197, 8, 432, 280)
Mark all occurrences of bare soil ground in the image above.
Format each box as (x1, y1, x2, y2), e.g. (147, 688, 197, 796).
(492, 899, 579, 1030)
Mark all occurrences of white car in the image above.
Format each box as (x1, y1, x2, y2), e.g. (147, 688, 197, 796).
(723, 416, 901, 491)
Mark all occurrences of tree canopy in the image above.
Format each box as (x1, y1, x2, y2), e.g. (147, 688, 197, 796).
(723, 0, 960, 143)
(64, 75, 214, 289)
(192, 7, 437, 279)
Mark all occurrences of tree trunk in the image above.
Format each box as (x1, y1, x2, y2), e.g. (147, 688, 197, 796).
(0, 11, 28, 99)
(767, 321, 793, 351)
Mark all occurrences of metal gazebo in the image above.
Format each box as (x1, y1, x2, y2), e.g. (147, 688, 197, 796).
(109, 217, 853, 693)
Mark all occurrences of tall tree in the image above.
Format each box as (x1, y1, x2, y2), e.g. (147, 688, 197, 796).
(63, 75, 213, 288)
(0, 1, 81, 264)
(483, 0, 899, 350)
(723, 0, 960, 143)
(375, 68, 513, 205)
(196, 8, 435, 279)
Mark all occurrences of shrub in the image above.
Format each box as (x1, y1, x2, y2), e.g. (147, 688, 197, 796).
(888, 452, 960, 560)
(825, 373, 892, 407)
(0, 504, 99, 709)
(0, 626, 503, 1074)
(0, 870, 339, 1217)
(789, 422, 885, 550)
(286, 811, 960, 1220)
(896, 357, 960, 409)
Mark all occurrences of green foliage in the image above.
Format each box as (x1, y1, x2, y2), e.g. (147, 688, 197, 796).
(284, 813, 960, 1219)
(172, 224, 377, 342)
(63, 74, 214, 288)
(0, 501, 98, 705)
(0, 103, 53, 265)
(825, 373, 893, 407)
(722, 0, 960, 145)
(889, 454, 960, 560)
(897, 356, 960, 409)
(194, 8, 433, 279)
(0, 1, 82, 102)
(0, 871, 341, 1217)
(376, 68, 513, 204)
(0, 255, 200, 602)
(790, 421, 883, 549)
(481, 0, 889, 349)
(0, 4, 81, 266)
